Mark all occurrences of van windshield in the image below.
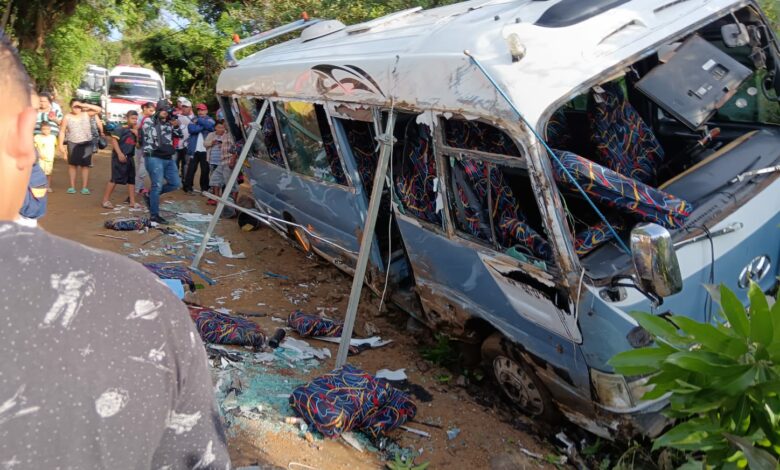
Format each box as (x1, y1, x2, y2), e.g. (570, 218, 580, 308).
(543, 6, 780, 273)
(108, 77, 162, 100)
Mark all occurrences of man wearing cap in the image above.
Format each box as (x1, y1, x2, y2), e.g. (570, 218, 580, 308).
(175, 98, 194, 180)
(183, 103, 214, 194)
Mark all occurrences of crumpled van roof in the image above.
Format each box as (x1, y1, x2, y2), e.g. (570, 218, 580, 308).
(217, 0, 745, 128)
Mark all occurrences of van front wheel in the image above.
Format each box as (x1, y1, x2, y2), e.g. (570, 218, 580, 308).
(482, 333, 559, 423)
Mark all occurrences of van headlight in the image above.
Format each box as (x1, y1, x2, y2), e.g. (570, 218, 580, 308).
(590, 369, 654, 409)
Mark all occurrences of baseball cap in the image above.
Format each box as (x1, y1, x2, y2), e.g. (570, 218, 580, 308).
(179, 98, 192, 107)
(195, 103, 207, 111)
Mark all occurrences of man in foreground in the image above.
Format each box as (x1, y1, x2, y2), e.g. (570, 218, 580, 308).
(0, 35, 230, 468)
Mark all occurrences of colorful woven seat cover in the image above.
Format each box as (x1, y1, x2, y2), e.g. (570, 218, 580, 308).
(452, 157, 552, 261)
(188, 305, 266, 349)
(143, 263, 195, 291)
(289, 364, 417, 439)
(588, 82, 665, 185)
(287, 311, 343, 337)
(345, 123, 378, 193)
(553, 150, 692, 229)
(394, 124, 441, 225)
(573, 219, 629, 256)
(104, 217, 150, 231)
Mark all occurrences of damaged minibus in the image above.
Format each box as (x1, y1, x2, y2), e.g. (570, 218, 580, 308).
(216, 0, 780, 439)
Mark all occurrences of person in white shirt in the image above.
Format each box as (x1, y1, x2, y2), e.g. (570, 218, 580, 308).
(175, 98, 194, 179)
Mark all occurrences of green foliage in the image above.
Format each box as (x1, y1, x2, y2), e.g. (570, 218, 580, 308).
(420, 333, 459, 367)
(386, 453, 429, 470)
(609, 282, 780, 469)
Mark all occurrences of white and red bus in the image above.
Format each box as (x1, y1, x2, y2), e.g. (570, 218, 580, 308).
(103, 65, 166, 124)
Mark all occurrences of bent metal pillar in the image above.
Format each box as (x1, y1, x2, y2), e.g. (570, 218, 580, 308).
(191, 100, 269, 270)
(335, 112, 396, 367)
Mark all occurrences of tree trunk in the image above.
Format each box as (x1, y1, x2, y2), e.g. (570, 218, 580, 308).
(0, 0, 12, 32)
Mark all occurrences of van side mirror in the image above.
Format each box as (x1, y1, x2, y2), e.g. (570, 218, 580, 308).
(630, 223, 683, 299)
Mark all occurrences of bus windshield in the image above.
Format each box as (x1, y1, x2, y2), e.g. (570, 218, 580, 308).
(108, 76, 162, 100)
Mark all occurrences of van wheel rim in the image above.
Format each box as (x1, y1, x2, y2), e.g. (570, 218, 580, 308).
(493, 355, 544, 415)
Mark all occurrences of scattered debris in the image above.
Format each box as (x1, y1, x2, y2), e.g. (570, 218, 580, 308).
(218, 241, 246, 259)
(178, 212, 213, 223)
(268, 328, 287, 349)
(264, 271, 290, 280)
(399, 425, 430, 438)
(446, 427, 460, 440)
(104, 216, 150, 231)
(341, 432, 365, 453)
(96, 233, 129, 241)
(213, 269, 257, 281)
(376, 369, 407, 381)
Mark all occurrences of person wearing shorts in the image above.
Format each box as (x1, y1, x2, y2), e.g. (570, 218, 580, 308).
(58, 99, 100, 194)
(205, 120, 236, 206)
(102, 110, 139, 208)
(33, 121, 56, 191)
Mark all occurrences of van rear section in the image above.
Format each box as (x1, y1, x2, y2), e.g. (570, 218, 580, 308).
(216, 0, 779, 439)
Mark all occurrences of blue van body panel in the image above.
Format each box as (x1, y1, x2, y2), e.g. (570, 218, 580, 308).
(394, 215, 592, 393)
(247, 158, 384, 268)
(579, 208, 780, 372)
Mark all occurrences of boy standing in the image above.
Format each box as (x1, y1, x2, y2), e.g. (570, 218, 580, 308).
(33, 121, 57, 191)
(102, 110, 139, 208)
(205, 120, 236, 206)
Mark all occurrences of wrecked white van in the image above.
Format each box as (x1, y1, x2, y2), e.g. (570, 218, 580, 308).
(216, 0, 780, 438)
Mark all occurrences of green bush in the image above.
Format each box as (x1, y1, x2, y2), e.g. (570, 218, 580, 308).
(609, 282, 780, 469)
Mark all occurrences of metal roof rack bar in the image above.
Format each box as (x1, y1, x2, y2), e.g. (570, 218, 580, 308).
(226, 17, 321, 67)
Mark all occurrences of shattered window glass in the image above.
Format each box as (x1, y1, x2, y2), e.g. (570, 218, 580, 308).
(392, 113, 441, 226)
(274, 101, 347, 185)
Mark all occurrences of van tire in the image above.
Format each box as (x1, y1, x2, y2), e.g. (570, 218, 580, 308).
(481, 333, 560, 424)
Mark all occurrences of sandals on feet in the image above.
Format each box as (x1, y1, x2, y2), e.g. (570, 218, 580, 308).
(81, 188, 91, 195)
(101, 201, 114, 209)
(66, 187, 76, 194)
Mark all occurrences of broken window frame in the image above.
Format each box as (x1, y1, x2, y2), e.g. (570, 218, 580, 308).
(435, 115, 557, 271)
(232, 96, 288, 170)
(269, 99, 351, 188)
(387, 109, 447, 232)
(217, 95, 243, 144)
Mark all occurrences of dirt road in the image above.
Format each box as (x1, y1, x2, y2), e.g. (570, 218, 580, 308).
(40, 151, 557, 469)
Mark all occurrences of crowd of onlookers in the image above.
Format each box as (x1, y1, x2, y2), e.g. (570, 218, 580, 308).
(28, 90, 239, 225)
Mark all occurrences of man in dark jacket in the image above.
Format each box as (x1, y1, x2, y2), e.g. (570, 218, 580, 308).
(183, 103, 215, 193)
(142, 99, 183, 224)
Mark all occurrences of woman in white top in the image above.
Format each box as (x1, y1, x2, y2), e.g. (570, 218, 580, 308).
(58, 99, 101, 195)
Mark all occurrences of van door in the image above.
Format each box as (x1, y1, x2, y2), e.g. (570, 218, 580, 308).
(391, 112, 582, 346)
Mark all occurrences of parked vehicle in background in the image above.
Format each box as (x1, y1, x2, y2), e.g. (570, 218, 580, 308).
(75, 64, 108, 105)
(104, 65, 166, 125)
(216, 0, 780, 440)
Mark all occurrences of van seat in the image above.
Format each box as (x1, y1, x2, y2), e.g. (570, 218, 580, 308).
(394, 125, 441, 224)
(452, 158, 552, 261)
(553, 150, 692, 229)
(588, 82, 665, 185)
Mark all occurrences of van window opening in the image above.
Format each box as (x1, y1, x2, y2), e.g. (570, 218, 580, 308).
(543, 6, 780, 260)
(107, 77, 161, 100)
(442, 118, 554, 265)
(274, 101, 348, 185)
(335, 117, 378, 191)
(234, 97, 286, 168)
(391, 114, 441, 227)
(218, 96, 243, 142)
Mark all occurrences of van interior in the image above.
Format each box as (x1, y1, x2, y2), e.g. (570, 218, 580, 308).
(543, 6, 780, 272)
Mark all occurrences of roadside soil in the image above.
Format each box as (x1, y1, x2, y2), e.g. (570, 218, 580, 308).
(40, 150, 558, 470)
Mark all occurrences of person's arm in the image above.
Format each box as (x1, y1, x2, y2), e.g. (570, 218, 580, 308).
(142, 119, 155, 155)
(79, 102, 102, 113)
(96, 118, 104, 136)
(58, 116, 68, 158)
(203, 118, 215, 133)
(187, 119, 203, 135)
(110, 136, 126, 163)
(204, 132, 216, 148)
